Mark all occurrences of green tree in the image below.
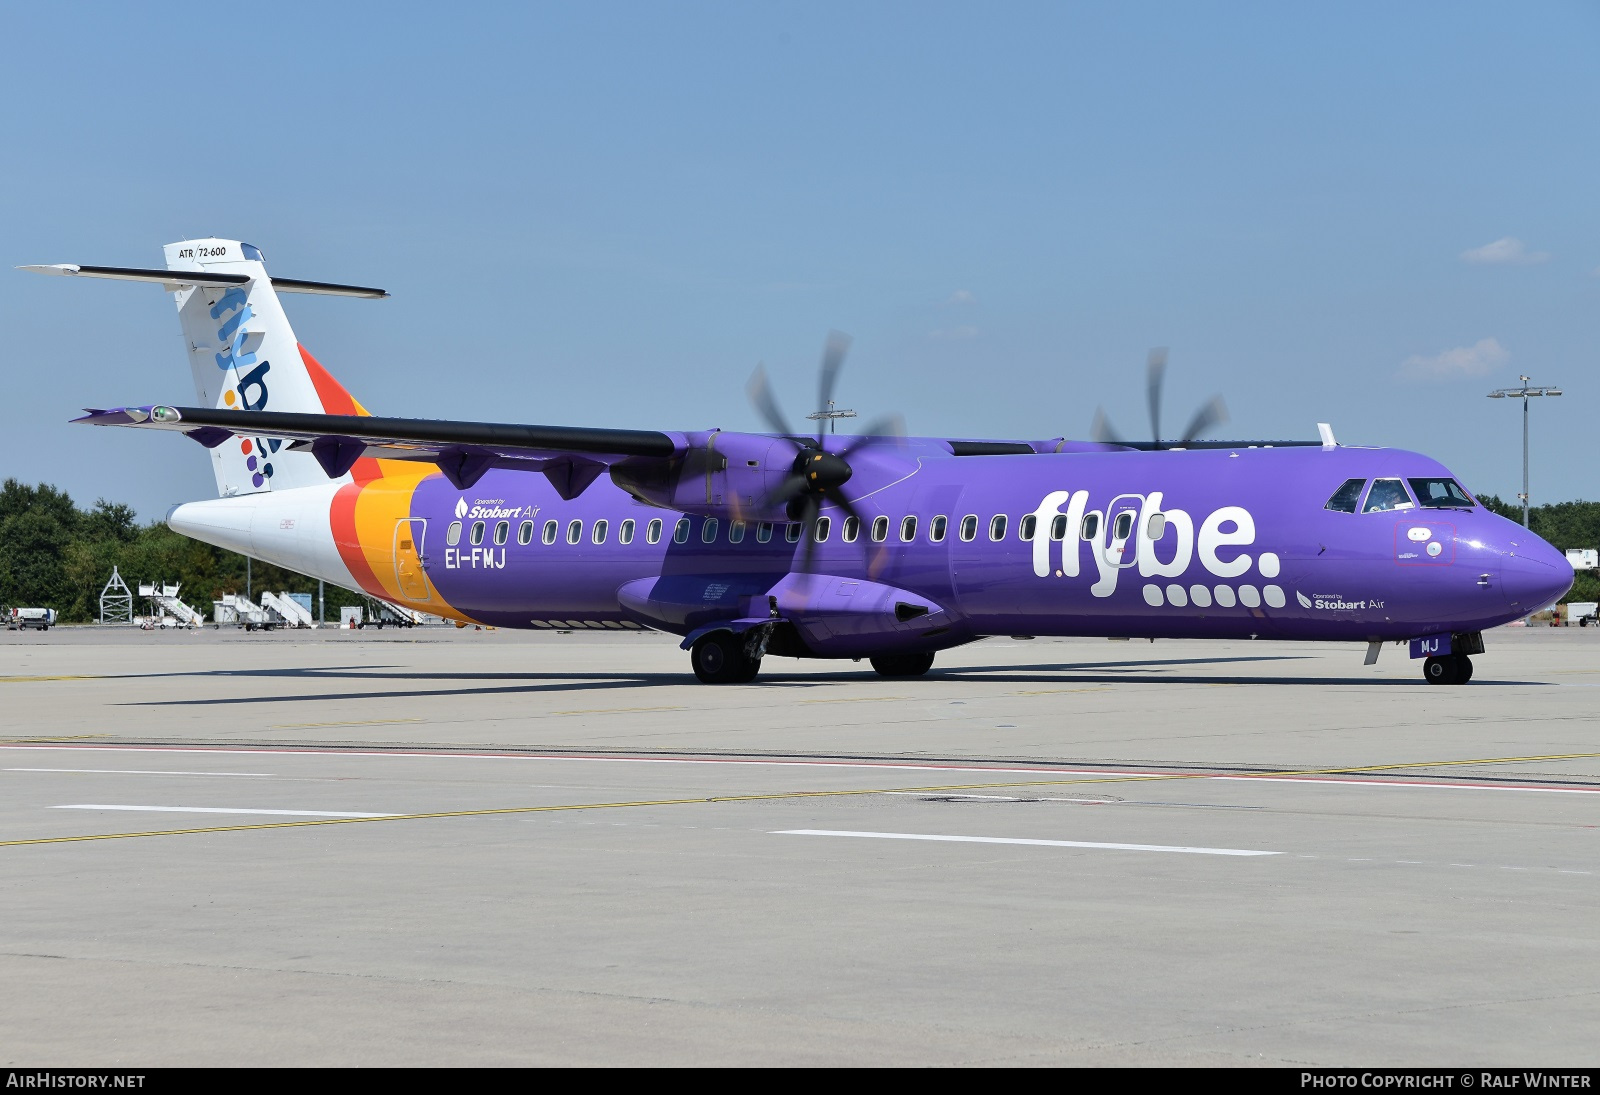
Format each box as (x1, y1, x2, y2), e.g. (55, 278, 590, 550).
(0, 508, 75, 609)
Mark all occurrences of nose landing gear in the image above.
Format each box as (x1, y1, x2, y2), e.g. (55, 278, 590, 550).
(1423, 654, 1474, 685)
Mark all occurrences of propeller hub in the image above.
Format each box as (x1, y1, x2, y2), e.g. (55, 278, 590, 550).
(799, 449, 853, 493)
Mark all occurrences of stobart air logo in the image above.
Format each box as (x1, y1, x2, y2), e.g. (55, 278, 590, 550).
(209, 285, 277, 488)
(1028, 490, 1292, 612)
(456, 497, 526, 521)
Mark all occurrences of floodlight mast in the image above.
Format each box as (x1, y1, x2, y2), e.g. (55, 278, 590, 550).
(1487, 375, 1563, 528)
(805, 401, 857, 435)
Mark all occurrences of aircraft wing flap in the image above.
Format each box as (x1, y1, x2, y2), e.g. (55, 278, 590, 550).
(72, 405, 681, 494)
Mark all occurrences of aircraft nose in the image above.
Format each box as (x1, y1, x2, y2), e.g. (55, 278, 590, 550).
(1500, 535, 1573, 615)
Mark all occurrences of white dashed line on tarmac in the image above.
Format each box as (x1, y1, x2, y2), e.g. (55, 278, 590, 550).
(8, 768, 275, 777)
(772, 829, 1281, 856)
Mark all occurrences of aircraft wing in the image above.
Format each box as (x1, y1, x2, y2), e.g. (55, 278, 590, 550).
(73, 405, 683, 496)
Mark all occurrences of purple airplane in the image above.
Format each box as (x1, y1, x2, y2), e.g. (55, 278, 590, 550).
(28, 239, 1572, 685)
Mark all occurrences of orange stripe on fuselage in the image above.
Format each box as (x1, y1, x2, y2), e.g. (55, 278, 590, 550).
(302, 344, 475, 623)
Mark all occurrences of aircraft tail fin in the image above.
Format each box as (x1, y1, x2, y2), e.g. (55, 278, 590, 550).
(23, 239, 385, 497)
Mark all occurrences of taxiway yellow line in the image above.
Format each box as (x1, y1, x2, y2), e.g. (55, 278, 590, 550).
(0, 675, 104, 684)
(4, 750, 1596, 850)
(269, 719, 425, 730)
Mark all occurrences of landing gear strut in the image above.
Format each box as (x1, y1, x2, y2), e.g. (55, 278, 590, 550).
(1423, 654, 1474, 685)
(870, 652, 936, 678)
(690, 631, 761, 684)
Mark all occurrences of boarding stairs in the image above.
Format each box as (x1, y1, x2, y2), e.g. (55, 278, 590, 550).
(138, 583, 206, 628)
(260, 590, 317, 629)
(213, 594, 272, 629)
(363, 596, 426, 628)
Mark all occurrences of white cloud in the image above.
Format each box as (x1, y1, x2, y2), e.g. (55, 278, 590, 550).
(945, 289, 977, 306)
(1399, 337, 1509, 381)
(1459, 237, 1549, 265)
(930, 325, 979, 341)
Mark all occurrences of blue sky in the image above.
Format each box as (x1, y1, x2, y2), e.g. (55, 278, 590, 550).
(2, 1, 1596, 518)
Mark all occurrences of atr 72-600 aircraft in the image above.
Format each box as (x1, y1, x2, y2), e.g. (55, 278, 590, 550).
(26, 239, 1571, 685)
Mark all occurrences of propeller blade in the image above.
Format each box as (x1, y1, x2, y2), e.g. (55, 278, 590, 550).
(794, 495, 822, 575)
(1179, 395, 1229, 444)
(1145, 347, 1168, 448)
(816, 330, 852, 443)
(1090, 406, 1124, 445)
(747, 363, 799, 439)
(837, 414, 907, 460)
(759, 471, 810, 513)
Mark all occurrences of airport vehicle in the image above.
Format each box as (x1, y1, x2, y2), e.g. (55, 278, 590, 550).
(7, 607, 56, 631)
(27, 240, 1573, 684)
(1566, 548, 1597, 571)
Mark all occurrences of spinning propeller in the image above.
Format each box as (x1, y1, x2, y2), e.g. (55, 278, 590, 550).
(1090, 347, 1229, 450)
(746, 331, 904, 572)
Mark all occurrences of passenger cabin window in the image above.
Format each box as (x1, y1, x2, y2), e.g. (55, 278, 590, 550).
(1408, 478, 1475, 509)
(842, 516, 859, 542)
(566, 520, 583, 544)
(1362, 479, 1414, 513)
(960, 515, 978, 542)
(1019, 514, 1037, 540)
(814, 517, 831, 542)
(493, 521, 509, 546)
(1050, 514, 1068, 541)
(1325, 478, 1366, 513)
(871, 516, 889, 542)
(673, 518, 691, 544)
(470, 521, 486, 546)
(786, 523, 802, 543)
(619, 519, 635, 544)
(1112, 511, 1135, 541)
(517, 521, 533, 545)
(542, 520, 558, 545)
(1080, 512, 1101, 541)
(756, 522, 773, 543)
(592, 519, 608, 544)
(989, 515, 1007, 542)
(647, 519, 662, 544)
(446, 521, 462, 546)
(1145, 513, 1166, 540)
(930, 515, 948, 542)
(701, 518, 719, 543)
(900, 516, 917, 542)
(729, 520, 746, 544)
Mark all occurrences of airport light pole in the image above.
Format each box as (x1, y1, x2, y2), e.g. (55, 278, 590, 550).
(1487, 376, 1563, 528)
(806, 401, 857, 435)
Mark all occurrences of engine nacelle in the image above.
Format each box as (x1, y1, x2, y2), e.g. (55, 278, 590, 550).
(609, 430, 796, 520)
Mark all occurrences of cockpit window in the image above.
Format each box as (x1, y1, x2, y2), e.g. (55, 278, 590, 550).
(1361, 478, 1415, 513)
(1407, 478, 1475, 509)
(1325, 478, 1365, 513)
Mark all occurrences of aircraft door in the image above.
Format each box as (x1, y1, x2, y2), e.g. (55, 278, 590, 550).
(394, 518, 432, 602)
(1104, 495, 1143, 568)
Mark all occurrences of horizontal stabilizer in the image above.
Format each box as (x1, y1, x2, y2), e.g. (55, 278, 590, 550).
(21, 263, 247, 288)
(19, 264, 387, 298)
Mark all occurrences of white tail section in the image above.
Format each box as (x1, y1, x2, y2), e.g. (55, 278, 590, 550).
(166, 238, 336, 496)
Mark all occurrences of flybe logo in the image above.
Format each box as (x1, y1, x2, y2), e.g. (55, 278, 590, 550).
(456, 497, 526, 521)
(1029, 490, 1290, 610)
(209, 285, 277, 489)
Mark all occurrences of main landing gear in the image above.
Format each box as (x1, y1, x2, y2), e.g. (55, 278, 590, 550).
(690, 631, 761, 684)
(1423, 654, 1474, 685)
(870, 652, 935, 678)
(688, 633, 939, 683)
